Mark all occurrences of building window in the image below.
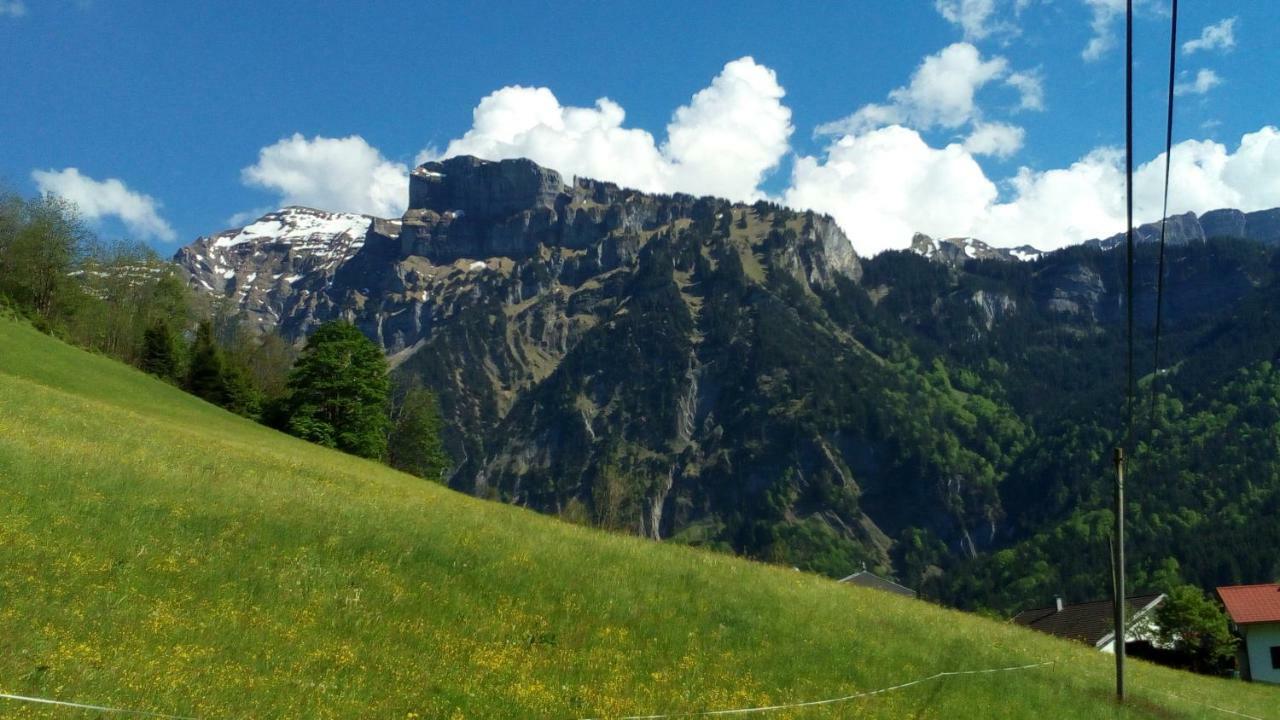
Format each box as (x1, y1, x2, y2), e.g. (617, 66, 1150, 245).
(1272, 645, 1280, 670)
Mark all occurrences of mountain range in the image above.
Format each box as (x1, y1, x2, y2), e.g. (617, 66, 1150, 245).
(175, 156, 1280, 609)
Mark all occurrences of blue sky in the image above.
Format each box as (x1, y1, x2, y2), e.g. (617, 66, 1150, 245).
(2, 0, 1276, 254)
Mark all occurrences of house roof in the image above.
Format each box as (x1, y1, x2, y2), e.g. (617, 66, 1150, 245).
(1217, 584, 1280, 625)
(1011, 594, 1164, 647)
(838, 570, 915, 597)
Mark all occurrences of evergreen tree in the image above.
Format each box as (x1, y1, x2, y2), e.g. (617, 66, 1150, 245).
(140, 320, 180, 381)
(281, 321, 390, 459)
(715, 208, 733, 236)
(186, 320, 228, 405)
(222, 361, 263, 419)
(388, 384, 451, 481)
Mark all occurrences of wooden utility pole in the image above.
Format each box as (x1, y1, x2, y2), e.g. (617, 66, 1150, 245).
(1112, 447, 1126, 702)
(1118, 0, 1133, 698)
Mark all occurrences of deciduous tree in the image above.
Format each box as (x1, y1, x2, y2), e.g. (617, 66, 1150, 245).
(281, 321, 390, 459)
(1153, 584, 1237, 674)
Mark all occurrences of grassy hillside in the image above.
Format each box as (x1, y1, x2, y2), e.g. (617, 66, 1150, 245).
(0, 317, 1273, 719)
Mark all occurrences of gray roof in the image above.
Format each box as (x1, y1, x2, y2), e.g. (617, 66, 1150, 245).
(1012, 593, 1165, 647)
(838, 570, 916, 597)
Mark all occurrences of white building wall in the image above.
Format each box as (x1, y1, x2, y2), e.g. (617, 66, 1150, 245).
(1243, 622, 1280, 684)
(1099, 609, 1162, 654)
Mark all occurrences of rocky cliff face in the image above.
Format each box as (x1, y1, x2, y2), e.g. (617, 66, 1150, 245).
(177, 207, 401, 332)
(1201, 207, 1280, 244)
(178, 157, 933, 572)
(1088, 207, 1280, 250)
(182, 156, 862, 345)
(174, 155, 1280, 583)
(910, 233, 1042, 266)
(903, 208, 1280, 324)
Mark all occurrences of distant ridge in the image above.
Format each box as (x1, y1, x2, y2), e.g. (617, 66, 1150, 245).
(907, 206, 1280, 267)
(909, 233, 1042, 267)
(1085, 207, 1280, 250)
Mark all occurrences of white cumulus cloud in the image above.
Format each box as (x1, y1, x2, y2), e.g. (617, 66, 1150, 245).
(1183, 17, 1236, 55)
(817, 43, 1010, 136)
(786, 126, 999, 256)
(661, 58, 794, 200)
(934, 0, 1034, 41)
(935, 0, 1001, 40)
(1081, 0, 1125, 62)
(964, 121, 1026, 158)
(1174, 69, 1222, 97)
(0, 0, 26, 18)
(419, 89, 670, 192)
(783, 124, 1280, 255)
(1135, 127, 1280, 217)
(31, 168, 176, 242)
(241, 133, 409, 218)
(1005, 70, 1045, 111)
(226, 49, 1275, 263)
(816, 43, 1041, 141)
(427, 57, 792, 202)
(973, 148, 1126, 247)
(1080, 0, 1174, 62)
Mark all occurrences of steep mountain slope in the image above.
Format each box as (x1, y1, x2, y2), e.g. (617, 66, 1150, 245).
(3, 316, 1277, 719)
(179, 157, 1039, 576)
(176, 157, 1280, 607)
(857, 239, 1280, 609)
(178, 206, 401, 332)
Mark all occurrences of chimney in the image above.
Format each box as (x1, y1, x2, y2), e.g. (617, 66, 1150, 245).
(1055, 596, 1064, 612)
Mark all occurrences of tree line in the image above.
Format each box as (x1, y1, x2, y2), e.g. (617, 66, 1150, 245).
(0, 189, 449, 481)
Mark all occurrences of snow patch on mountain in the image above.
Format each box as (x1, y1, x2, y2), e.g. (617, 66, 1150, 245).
(174, 206, 392, 331)
(909, 232, 1043, 267)
(212, 207, 372, 253)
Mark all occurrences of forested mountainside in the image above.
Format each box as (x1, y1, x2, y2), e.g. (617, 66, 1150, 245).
(858, 239, 1280, 611)
(177, 156, 1280, 612)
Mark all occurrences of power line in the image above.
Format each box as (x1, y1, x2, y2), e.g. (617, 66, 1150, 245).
(1124, 0, 1136, 449)
(1149, 0, 1180, 431)
(1115, 0, 1180, 704)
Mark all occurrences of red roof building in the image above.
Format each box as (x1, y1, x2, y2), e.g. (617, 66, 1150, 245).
(1217, 583, 1280, 684)
(1218, 584, 1280, 625)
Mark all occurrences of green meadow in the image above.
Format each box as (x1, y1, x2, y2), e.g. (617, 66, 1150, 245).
(0, 316, 1274, 719)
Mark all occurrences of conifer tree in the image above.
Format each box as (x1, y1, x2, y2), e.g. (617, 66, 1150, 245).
(388, 384, 451, 481)
(716, 207, 733, 236)
(222, 361, 262, 419)
(140, 320, 180, 381)
(186, 320, 229, 405)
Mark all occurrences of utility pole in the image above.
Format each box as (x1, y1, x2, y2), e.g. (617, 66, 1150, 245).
(1118, 0, 1133, 699)
(1112, 447, 1126, 702)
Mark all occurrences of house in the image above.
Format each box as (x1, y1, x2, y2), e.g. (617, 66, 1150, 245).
(1012, 594, 1165, 653)
(837, 569, 916, 597)
(1217, 583, 1280, 684)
